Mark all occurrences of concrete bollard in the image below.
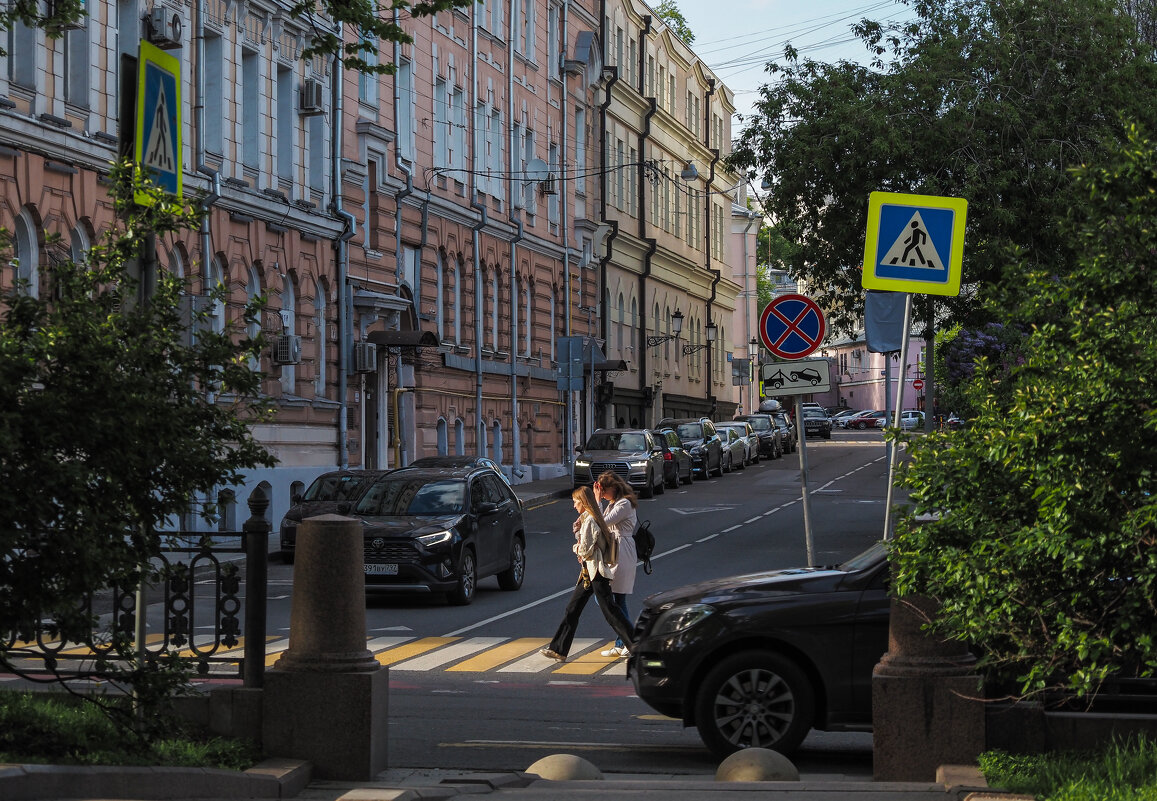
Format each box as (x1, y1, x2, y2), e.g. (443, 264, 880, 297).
(262, 515, 388, 780)
(872, 595, 985, 781)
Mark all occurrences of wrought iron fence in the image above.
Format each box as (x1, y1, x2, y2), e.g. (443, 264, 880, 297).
(2, 489, 270, 688)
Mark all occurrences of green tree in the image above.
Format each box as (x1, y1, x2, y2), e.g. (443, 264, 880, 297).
(0, 164, 274, 713)
(891, 124, 1157, 698)
(729, 0, 1157, 336)
(755, 223, 798, 312)
(655, 0, 695, 44)
(3, 0, 471, 74)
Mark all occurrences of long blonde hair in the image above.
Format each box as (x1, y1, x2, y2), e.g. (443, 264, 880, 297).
(572, 486, 614, 561)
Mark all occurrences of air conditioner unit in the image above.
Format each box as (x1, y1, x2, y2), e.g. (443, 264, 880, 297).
(273, 334, 302, 365)
(539, 173, 558, 196)
(852, 349, 863, 359)
(353, 342, 378, 373)
(299, 78, 324, 116)
(148, 2, 184, 49)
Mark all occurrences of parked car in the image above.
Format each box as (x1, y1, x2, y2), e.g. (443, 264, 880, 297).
(830, 408, 863, 426)
(801, 407, 833, 439)
(716, 421, 760, 466)
(629, 542, 889, 757)
(660, 417, 724, 478)
(353, 465, 526, 604)
(874, 410, 925, 430)
(719, 426, 748, 472)
(573, 428, 665, 498)
(279, 469, 390, 563)
(733, 413, 782, 460)
(843, 410, 887, 430)
(771, 411, 797, 453)
(649, 428, 695, 489)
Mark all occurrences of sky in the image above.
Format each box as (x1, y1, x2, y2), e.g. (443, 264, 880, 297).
(674, 0, 918, 123)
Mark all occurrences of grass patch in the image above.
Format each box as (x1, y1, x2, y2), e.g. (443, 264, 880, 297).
(979, 736, 1157, 801)
(0, 690, 260, 769)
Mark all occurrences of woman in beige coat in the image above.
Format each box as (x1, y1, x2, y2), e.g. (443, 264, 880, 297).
(594, 472, 638, 657)
(540, 486, 636, 662)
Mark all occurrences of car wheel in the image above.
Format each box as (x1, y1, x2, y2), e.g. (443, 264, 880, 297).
(857, 421, 868, 430)
(641, 469, 655, 498)
(711, 452, 724, 477)
(496, 537, 525, 591)
(752, 450, 760, 465)
(736, 452, 746, 470)
(448, 548, 477, 605)
(685, 463, 694, 485)
(667, 469, 680, 489)
(694, 650, 815, 758)
(723, 453, 732, 473)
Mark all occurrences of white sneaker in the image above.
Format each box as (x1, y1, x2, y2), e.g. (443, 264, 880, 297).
(600, 647, 620, 657)
(618, 646, 630, 658)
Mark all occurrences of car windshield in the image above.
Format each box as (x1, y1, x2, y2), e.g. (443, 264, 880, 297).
(745, 418, 771, 431)
(302, 474, 367, 502)
(586, 432, 647, 451)
(355, 477, 466, 516)
(676, 423, 704, 440)
(773, 414, 789, 426)
(839, 541, 888, 572)
(803, 408, 826, 418)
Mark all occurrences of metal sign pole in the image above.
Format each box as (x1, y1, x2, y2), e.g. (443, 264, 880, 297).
(883, 293, 914, 540)
(796, 396, 816, 566)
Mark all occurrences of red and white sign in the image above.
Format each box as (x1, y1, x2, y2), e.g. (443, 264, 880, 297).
(912, 378, 925, 391)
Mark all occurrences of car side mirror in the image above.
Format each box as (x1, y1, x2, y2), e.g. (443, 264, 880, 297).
(477, 501, 499, 515)
(575, 446, 584, 454)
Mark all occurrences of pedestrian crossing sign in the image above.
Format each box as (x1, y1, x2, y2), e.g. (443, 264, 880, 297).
(134, 40, 182, 206)
(862, 191, 967, 296)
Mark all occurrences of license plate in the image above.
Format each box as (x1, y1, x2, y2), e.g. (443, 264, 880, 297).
(364, 563, 398, 575)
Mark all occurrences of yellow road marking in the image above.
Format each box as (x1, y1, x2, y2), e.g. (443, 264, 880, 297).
(553, 642, 620, 675)
(448, 638, 550, 672)
(374, 636, 459, 666)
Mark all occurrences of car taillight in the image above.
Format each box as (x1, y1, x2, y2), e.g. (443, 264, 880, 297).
(664, 453, 673, 462)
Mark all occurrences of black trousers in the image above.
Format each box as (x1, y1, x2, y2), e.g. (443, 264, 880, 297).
(547, 572, 636, 657)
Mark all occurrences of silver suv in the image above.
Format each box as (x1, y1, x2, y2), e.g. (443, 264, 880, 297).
(573, 428, 665, 498)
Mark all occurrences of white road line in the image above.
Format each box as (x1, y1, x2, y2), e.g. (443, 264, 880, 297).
(366, 635, 415, 651)
(722, 525, 741, 533)
(743, 517, 761, 525)
(499, 639, 601, 672)
(696, 533, 720, 542)
(392, 637, 506, 671)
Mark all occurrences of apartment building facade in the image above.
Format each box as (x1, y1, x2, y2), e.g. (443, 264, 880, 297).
(1, 0, 739, 526)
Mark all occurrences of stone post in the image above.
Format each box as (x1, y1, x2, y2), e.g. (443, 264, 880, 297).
(872, 595, 985, 781)
(262, 514, 388, 779)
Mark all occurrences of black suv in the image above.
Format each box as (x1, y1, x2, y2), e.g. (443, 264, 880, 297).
(352, 466, 526, 605)
(659, 417, 724, 478)
(279, 469, 390, 563)
(649, 428, 695, 488)
(733, 414, 783, 460)
(629, 543, 889, 757)
(801, 407, 833, 439)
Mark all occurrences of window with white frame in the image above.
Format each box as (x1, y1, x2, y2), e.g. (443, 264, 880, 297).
(515, 0, 535, 56)
(308, 112, 325, 194)
(547, 4, 560, 80)
(396, 58, 415, 162)
(450, 84, 466, 169)
(358, 33, 379, 107)
(280, 277, 297, 390)
(488, 269, 499, 350)
(13, 209, 38, 298)
(521, 278, 531, 356)
(435, 249, 445, 341)
(241, 47, 260, 169)
(402, 245, 420, 296)
(434, 76, 449, 166)
(548, 142, 560, 225)
(313, 280, 327, 396)
(452, 259, 462, 344)
(276, 65, 295, 181)
(616, 293, 624, 353)
(64, 22, 89, 107)
(574, 109, 586, 194)
(204, 33, 224, 155)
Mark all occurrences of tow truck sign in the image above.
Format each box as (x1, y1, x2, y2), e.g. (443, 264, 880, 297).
(761, 358, 831, 396)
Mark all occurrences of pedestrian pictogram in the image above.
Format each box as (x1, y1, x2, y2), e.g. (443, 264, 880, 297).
(862, 192, 967, 296)
(134, 40, 182, 206)
(758, 294, 826, 360)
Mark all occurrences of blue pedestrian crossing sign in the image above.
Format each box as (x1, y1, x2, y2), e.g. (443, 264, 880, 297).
(862, 191, 967, 296)
(134, 41, 182, 206)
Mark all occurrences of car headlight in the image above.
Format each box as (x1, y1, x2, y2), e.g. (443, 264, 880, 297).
(651, 603, 715, 636)
(417, 529, 454, 547)
(689, 445, 703, 455)
(630, 459, 650, 468)
(575, 458, 591, 468)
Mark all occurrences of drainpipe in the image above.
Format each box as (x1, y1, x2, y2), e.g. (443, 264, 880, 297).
(392, 10, 415, 468)
(193, 0, 220, 289)
(703, 78, 719, 415)
(471, 196, 487, 456)
(509, 217, 524, 477)
(560, 0, 575, 471)
(597, 62, 621, 416)
(741, 210, 758, 413)
(332, 48, 356, 469)
(637, 15, 658, 423)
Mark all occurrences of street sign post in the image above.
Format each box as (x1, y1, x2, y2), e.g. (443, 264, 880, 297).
(134, 40, 182, 206)
(760, 358, 831, 396)
(862, 191, 967, 296)
(758, 294, 826, 360)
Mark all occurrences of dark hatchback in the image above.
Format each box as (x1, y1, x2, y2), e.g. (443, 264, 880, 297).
(353, 466, 526, 605)
(733, 414, 782, 460)
(649, 428, 695, 488)
(628, 543, 889, 757)
(279, 469, 390, 563)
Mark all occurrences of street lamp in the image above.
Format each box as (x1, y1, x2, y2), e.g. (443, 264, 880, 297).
(646, 308, 684, 347)
(681, 319, 716, 355)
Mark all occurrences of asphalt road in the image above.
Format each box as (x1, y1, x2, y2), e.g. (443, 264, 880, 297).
(261, 429, 894, 776)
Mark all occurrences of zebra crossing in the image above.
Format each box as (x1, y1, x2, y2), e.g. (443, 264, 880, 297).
(4, 634, 631, 679)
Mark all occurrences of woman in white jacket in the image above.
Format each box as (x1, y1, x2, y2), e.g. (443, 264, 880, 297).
(594, 472, 638, 658)
(540, 486, 636, 663)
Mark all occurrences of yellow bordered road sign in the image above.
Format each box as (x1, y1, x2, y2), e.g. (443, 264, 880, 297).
(862, 191, 967, 296)
(134, 40, 182, 206)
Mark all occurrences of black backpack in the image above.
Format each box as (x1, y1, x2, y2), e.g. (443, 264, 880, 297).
(634, 519, 655, 574)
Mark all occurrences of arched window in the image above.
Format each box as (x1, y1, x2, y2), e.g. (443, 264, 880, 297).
(549, 285, 557, 361)
(454, 419, 465, 455)
(313, 279, 327, 397)
(616, 293, 625, 353)
(491, 421, 503, 463)
(246, 264, 262, 368)
(522, 278, 532, 356)
(630, 297, 638, 353)
(69, 225, 90, 266)
(207, 257, 226, 334)
(452, 257, 462, 344)
(13, 209, 38, 298)
(437, 418, 449, 456)
(435, 249, 445, 342)
(488, 268, 499, 350)
(280, 275, 297, 390)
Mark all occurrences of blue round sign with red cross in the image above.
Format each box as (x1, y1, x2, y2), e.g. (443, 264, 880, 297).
(758, 294, 826, 360)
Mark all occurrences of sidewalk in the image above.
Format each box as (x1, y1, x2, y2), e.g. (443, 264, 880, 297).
(511, 473, 575, 511)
